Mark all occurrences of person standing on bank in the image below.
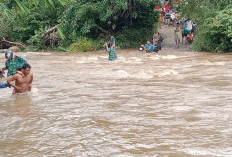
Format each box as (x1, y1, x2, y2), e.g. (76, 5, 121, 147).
(106, 36, 117, 61)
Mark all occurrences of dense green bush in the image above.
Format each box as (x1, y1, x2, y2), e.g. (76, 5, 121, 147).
(1, 0, 158, 51)
(179, 0, 232, 52)
(60, 0, 158, 49)
(192, 8, 232, 52)
(67, 38, 96, 53)
(116, 27, 154, 48)
(0, 2, 64, 48)
(25, 27, 48, 51)
(95, 39, 105, 50)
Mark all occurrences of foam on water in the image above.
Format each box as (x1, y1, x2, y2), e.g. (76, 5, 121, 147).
(99, 55, 108, 59)
(116, 70, 130, 78)
(114, 70, 154, 79)
(183, 148, 232, 156)
(153, 70, 178, 77)
(133, 70, 153, 79)
(114, 69, 178, 79)
(203, 61, 225, 66)
(151, 55, 161, 60)
(161, 55, 179, 60)
(116, 56, 126, 62)
(26, 52, 51, 56)
(31, 87, 39, 96)
(128, 57, 143, 64)
(76, 56, 99, 63)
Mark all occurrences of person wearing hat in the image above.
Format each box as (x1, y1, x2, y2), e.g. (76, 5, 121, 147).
(1, 50, 27, 77)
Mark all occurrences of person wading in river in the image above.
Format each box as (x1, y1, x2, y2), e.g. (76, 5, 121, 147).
(105, 36, 117, 61)
(1, 50, 27, 77)
(141, 40, 155, 56)
(7, 63, 33, 94)
(0, 81, 10, 88)
(0, 69, 10, 88)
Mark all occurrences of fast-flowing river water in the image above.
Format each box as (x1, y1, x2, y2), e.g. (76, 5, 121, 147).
(0, 50, 232, 156)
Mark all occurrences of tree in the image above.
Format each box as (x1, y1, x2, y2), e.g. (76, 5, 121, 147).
(178, 0, 232, 52)
(0, 0, 73, 15)
(61, 0, 158, 47)
(0, 0, 159, 50)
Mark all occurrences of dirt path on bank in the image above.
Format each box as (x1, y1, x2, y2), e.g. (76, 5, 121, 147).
(158, 24, 192, 52)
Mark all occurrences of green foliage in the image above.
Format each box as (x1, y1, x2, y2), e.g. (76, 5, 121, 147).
(67, 37, 96, 53)
(61, 0, 158, 48)
(0, 0, 72, 15)
(95, 39, 105, 50)
(192, 8, 232, 52)
(1, 0, 158, 50)
(25, 27, 48, 51)
(0, 2, 65, 49)
(116, 27, 154, 48)
(179, 0, 232, 52)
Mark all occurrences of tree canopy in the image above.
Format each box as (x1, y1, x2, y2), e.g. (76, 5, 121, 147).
(177, 0, 232, 52)
(0, 0, 158, 51)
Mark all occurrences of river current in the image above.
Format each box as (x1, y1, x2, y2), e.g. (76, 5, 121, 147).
(0, 50, 232, 156)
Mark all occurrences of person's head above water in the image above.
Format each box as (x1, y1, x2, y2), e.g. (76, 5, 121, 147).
(22, 63, 31, 76)
(17, 66, 22, 71)
(5, 50, 13, 60)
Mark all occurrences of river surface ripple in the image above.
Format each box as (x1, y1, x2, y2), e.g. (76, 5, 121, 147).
(0, 50, 232, 156)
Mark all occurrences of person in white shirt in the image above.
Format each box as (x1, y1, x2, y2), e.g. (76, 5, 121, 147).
(186, 18, 192, 32)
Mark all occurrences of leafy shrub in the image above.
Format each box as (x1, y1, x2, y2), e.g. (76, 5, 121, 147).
(193, 8, 232, 52)
(95, 39, 105, 50)
(116, 27, 155, 48)
(67, 37, 96, 53)
(61, 0, 158, 49)
(179, 0, 232, 53)
(25, 27, 48, 51)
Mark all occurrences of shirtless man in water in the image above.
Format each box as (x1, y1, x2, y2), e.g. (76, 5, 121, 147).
(7, 63, 33, 94)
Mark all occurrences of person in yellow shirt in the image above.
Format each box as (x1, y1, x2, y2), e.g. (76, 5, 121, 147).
(174, 23, 181, 47)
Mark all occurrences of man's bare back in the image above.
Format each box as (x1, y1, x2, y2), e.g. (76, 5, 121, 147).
(7, 63, 33, 94)
(14, 73, 33, 93)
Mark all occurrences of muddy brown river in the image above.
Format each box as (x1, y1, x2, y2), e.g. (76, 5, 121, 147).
(0, 50, 232, 156)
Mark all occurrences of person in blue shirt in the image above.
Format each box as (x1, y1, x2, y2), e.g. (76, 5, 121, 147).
(0, 82, 10, 88)
(0, 69, 10, 88)
(141, 40, 155, 56)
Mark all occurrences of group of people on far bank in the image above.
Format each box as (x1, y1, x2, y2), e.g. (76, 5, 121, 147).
(174, 18, 197, 47)
(156, 0, 197, 47)
(0, 50, 33, 94)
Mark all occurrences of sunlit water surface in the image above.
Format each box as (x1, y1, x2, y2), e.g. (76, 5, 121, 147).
(0, 50, 232, 156)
